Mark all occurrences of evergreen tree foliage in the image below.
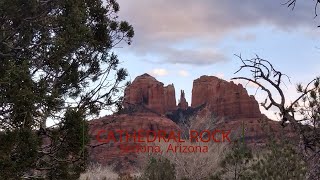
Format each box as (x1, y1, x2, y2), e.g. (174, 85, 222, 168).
(142, 157, 176, 180)
(210, 141, 253, 180)
(242, 140, 307, 180)
(0, 0, 134, 178)
(209, 137, 307, 180)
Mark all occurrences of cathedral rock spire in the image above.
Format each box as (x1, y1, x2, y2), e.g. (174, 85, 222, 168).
(178, 90, 188, 110)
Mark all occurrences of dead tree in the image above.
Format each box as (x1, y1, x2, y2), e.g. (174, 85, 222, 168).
(232, 54, 320, 180)
(283, 0, 320, 26)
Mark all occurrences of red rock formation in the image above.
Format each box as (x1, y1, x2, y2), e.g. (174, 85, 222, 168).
(164, 84, 177, 112)
(87, 74, 297, 174)
(123, 74, 261, 118)
(200, 116, 296, 146)
(191, 76, 261, 118)
(178, 90, 188, 110)
(123, 73, 176, 114)
(88, 113, 180, 172)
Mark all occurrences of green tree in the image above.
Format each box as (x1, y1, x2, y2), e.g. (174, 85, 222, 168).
(242, 140, 307, 180)
(142, 157, 176, 180)
(0, 0, 133, 179)
(210, 141, 253, 180)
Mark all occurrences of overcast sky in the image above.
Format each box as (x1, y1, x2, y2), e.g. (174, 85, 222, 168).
(113, 0, 320, 120)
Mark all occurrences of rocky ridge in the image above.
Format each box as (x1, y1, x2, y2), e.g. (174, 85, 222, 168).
(191, 75, 261, 119)
(88, 73, 295, 173)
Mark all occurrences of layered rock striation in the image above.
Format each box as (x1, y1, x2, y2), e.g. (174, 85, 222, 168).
(164, 84, 176, 111)
(122, 74, 261, 118)
(88, 113, 180, 172)
(88, 74, 294, 173)
(191, 76, 261, 118)
(123, 73, 177, 114)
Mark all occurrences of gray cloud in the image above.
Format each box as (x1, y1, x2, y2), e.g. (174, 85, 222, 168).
(116, 0, 317, 65)
(160, 47, 227, 65)
(139, 46, 227, 65)
(234, 33, 256, 42)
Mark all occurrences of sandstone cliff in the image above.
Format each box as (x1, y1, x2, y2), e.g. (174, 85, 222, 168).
(164, 84, 176, 111)
(123, 73, 176, 114)
(123, 74, 261, 118)
(87, 74, 292, 174)
(88, 112, 180, 172)
(191, 75, 261, 119)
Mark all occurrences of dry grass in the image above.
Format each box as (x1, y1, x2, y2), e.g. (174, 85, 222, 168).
(79, 164, 119, 180)
(81, 141, 228, 180)
(82, 115, 231, 179)
(79, 163, 142, 180)
(139, 139, 229, 180)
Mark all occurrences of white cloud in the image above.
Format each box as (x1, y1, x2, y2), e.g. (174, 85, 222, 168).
(178, 70, 189, 77)
(149, 68, 169, 77)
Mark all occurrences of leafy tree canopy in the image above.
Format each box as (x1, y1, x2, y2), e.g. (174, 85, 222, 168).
(0, 0, 134, 178)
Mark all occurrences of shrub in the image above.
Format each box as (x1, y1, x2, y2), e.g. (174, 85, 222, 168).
(242, 140, 307, 180)
(79, 164, 119, 180)
(141, 157, 176, 180)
